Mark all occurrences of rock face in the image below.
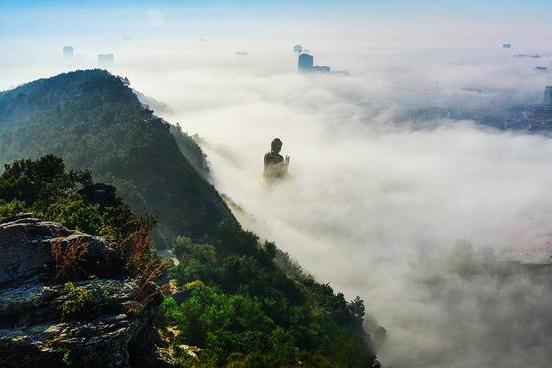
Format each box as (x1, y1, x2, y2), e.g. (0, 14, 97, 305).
(0, 214, 161, 368)
(0, 213, 70, 286)
(0, 213, 122, 287)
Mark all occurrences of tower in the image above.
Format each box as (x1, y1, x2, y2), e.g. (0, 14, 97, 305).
(544, 86, 552, 108)
(63, 46, 73, 58)
(98, 53, 114, 65)
(298, 53, 313, 72)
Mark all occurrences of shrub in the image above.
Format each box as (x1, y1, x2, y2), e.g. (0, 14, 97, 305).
(51, 238, 91, 281)
(60, 282, 94, 319)
(60, 281, 109, 320)
(184, 280, 205, 290)
(121, 228, 166, 301)
(0, 199, 26, 217)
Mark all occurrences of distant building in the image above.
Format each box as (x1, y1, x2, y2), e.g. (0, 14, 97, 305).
(98, 53, 114, 65)
(527, 106, 552, 129)
(544, 86, 552, 108)
(503, 248, 552, 279)
(501, 229, 552, 279)
(312, 65, 331, 72)
(514, 54, 541, 58)
(506, 86, 552, 131)
(502, 43, 512, 49)
(525, 86, 552, 129)
(296, 47, 346, 74)
(298, 53, 314, 72)
(504, 250, 552, 267)
(63, 46, 74, 58)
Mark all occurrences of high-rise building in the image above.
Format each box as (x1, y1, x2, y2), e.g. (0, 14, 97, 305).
(298, 53, 313, 72)
(63, 46, 74, 58)
(527, 86, 552, 129)
(98, 53, 114, 65)
(544, 86, 552, 108)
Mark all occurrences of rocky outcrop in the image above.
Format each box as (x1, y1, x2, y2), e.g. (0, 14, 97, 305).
(0, 213, 70, 286)
(0, 213, 121, 287)
(0, 214, 163, 368)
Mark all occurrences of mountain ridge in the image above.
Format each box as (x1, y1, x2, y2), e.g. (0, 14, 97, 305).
(0, 69, 235, 248)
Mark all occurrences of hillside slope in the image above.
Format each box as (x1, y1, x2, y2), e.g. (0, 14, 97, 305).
(0, 155, 380, 367)
(0, 70, 235, 248)
(0, 72, 381, 366)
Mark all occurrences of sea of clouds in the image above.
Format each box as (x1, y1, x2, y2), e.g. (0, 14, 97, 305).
(3, 35, 552, 367)
(124, 42, 552, 368)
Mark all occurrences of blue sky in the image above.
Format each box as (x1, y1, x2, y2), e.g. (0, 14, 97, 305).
(1, 0, 550, 7)
(1, 0, 551, 44)
(2, 0, 551, 14)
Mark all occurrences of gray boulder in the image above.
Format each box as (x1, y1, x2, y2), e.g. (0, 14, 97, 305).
(0, 214, 164, 368)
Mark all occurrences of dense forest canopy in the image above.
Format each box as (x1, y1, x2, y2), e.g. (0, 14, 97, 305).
(0, 154, 151, 241)
(0, 69, 234, 248)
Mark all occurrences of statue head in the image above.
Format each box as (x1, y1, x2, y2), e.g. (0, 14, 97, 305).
(271, 138, 283, 153)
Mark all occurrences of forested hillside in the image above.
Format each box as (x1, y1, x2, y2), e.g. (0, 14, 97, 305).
(0, 70, 234, 248)
(0, 71, 380, 366)
(0, 155, 379, 367)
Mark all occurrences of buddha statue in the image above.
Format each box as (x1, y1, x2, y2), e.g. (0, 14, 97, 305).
(263, 138, 290, 178)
